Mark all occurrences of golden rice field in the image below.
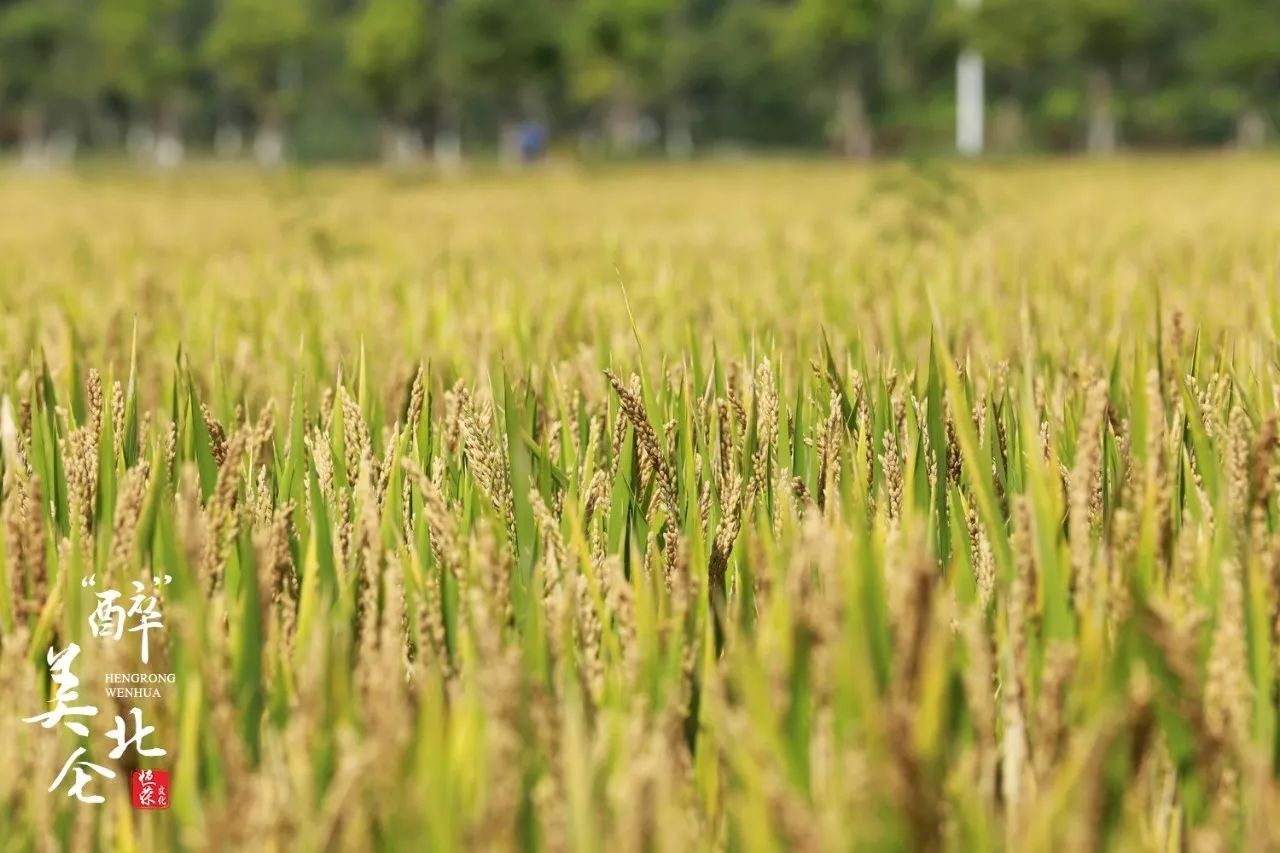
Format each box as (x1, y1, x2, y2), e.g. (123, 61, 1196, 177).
(2, 157, 1280, 850)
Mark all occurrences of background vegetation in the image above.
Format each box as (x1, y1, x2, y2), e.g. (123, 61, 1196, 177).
(1, 0, 1278, 164)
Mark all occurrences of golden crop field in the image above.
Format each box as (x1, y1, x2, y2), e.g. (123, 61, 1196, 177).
(2, 157, 1280, 851)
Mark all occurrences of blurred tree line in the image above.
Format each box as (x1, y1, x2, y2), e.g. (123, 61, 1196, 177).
(0, 0, 1275, 165)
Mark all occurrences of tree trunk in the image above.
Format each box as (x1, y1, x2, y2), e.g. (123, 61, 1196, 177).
(379, 122, 423, 165)
(152, 101, 185, 169)
(434, 132, 462, 173)
(46, 129, 77, 167)
(1236, 106, 1267, 150)
(253, 112, 286, 168)
(1085, 68, 1117, 155)
(152, 129, 184, 169)
(499, 120, 521, 167)
(19, 106, 49, 171)
(433, 98, 463, 173)
(126, 120, 155, 164)
(665, 101, 693, 160)
(992, 97, 1025, 154)
(215, 123, 244, 158)
(833, 74, 872, 159)
(606, 85, 641, 156)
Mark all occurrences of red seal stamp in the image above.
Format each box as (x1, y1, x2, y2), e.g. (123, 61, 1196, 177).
(131, 769, 170, 810)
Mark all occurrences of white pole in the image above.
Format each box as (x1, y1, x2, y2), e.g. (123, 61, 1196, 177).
(956, 0, 984, 155)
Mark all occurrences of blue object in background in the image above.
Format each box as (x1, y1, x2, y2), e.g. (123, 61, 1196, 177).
(518, 121, 547, 163)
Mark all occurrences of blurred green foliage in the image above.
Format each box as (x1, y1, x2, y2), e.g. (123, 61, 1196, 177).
(0, 0, 1277, 161)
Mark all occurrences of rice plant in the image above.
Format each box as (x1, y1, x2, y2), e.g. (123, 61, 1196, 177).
(2, 161, 1280, 850)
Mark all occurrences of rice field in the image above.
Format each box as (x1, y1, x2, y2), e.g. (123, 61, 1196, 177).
(2, 156, 1280, 850)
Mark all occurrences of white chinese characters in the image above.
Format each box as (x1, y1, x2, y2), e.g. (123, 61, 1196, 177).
(85, 574, 171, 664)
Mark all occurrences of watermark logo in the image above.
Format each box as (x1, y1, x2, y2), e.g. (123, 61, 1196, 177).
(131, 769, 170, 810)
(23, 574, 174, 806)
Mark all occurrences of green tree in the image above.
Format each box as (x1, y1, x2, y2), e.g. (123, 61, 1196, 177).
(568, 0, 686, 154)
(701, 0, 815, 147)
(203, 0, 313, 164)
(0, 0, 95, 165)
(957, 0, 1075, 151)
(93, 0, 190, 165)
(783, 0, 882, 157)
(347, 0, 432, 162)
(655, 0, 708, 157)
(1061, 0, 1145, 153)
(874, 0, 954, 148)
(443, 0, 563, 155)
(1195, 0, 1280, 147)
